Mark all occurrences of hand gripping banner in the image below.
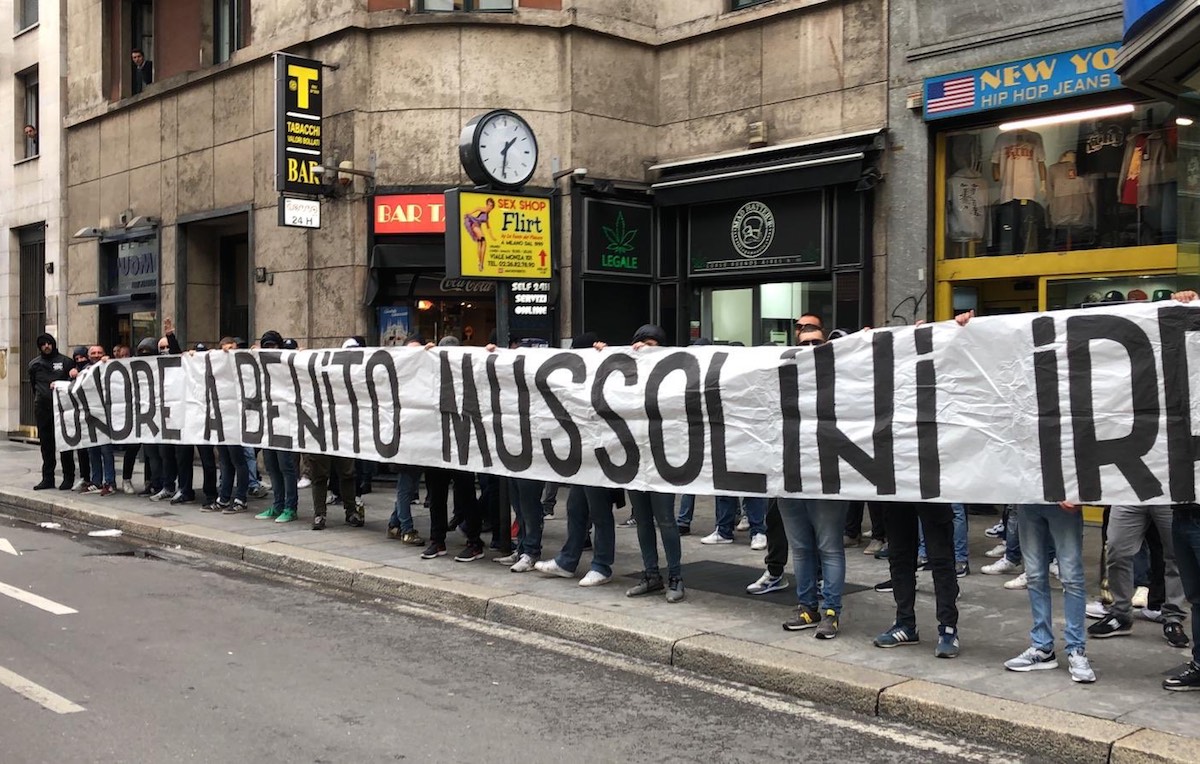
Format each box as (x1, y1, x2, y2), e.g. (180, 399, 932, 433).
(53, 302, 1200, 505)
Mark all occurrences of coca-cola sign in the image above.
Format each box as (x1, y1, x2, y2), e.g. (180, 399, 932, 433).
(438, 277, 494, 294)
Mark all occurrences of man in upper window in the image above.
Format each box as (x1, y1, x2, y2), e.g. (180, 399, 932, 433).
(132, 48, 153, 94)
(23, 124, 37, 155)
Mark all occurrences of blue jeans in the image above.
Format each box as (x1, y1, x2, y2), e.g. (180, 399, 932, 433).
(1018, 504, 1086, 654)
(388, 466, 422, 532)
(88, 444, 115, 486)
(629, 490, 681, 579)
(218, 445, 249, 503)
(778, 499, 848, 615)
(715, 496, 739, 539)
(510, 477, 545, 559)
(555, 485, 616, 577)
(677, 494, 696, 526)
(262, 450, 298, 511)
(243, 446, 261, 489)
(742, 497, 768, 536)
(1171, 508, 1200, 665)
(919, 502, 969, 563)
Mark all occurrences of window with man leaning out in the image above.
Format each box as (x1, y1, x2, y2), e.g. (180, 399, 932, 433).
(940, 102, 1179, 259)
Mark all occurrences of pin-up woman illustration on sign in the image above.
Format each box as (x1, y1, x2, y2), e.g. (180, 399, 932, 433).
(464, 198, 496, 272)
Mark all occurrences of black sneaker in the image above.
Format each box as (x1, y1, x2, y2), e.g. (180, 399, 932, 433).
(874, 578, 894, 593)
(1163, 661, 1200, 691)
(1088, 614, 1132, 639)
(312, 515, 326, 531)
(955, 561, 970, 578)
(170, 492, 195, 506)
(1164, 622, 1190, 648)
(58, 477, 75, 491)
(677, 524, 691, 536)
(200, 502, 220, 513)
(420, 542, 447, 560)
(454, 543, 484, 562)
(33, 480, 55, 490)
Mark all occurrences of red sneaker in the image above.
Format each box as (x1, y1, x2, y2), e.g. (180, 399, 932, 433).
(99, 484, 114, 497)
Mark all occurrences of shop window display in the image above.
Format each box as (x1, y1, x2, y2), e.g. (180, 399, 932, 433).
(941, 102, 1178, 258)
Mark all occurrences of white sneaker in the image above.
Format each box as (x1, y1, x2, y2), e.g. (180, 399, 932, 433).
(1086, 600, 1111, 620)
(120, 479, 135, 495)
(1003, 572, 1028, 590)
(579, 570, 612, 587)
(1139, 607, 1165, 623)
(1132, 585, 1149, 609)
(984, 543, 1007, 558)
(297, 476, 312, 489)
(700, 530, 733, 545)
(510, 553, 537, 573)
(493, 552, 520, 565)
(1049, 561, 1060, 579)
(149, 488, 172, 502)
(533, 559, 573, 578)
(746, 570, 788, 595)
(735, 516, 750, 532)
(750, 533, 767, 551)
(71, 478, 85, 491)
(1067, 650, 1096, 683)
(982, 557, 1020, 575)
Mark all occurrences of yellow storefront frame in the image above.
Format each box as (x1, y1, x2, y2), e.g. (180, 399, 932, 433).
(932, 134, 1180, 320)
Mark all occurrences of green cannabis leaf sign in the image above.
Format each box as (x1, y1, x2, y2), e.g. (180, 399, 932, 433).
(602, 211, 638, 254)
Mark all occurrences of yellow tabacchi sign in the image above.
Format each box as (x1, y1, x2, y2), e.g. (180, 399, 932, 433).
(456, 191, 552, 279)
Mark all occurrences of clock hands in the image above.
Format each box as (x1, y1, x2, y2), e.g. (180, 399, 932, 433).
(500, 136, 518, 179)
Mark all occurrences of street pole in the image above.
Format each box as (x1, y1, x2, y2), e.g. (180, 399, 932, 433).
(494, 281, 512, 554)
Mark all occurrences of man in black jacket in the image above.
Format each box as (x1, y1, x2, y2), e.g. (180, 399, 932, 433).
(29, 333, 75, 490)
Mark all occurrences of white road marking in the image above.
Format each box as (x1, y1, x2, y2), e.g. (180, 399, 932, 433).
(374, 597, 1015, 763)
(0, 581, 77, 615)
(0, 538, 18, 556)
(0, 665, 85, 714)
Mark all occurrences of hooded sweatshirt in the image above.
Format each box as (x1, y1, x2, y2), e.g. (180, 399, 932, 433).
(136, 337, 158, 357)
(28, 333, 73, 405)
(630, 324, 667, 346)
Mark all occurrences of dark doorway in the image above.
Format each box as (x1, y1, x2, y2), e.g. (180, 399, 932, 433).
(18, 225, 46, 431)
(219, 233, 250, 342)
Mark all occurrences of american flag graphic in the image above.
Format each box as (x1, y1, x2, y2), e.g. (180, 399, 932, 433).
(926, 76, 976, 114)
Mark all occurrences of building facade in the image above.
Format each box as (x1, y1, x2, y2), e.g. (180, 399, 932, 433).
(2, 0, 67, 437)
(59, 0, 887, 374)
(885, 0, 1195, 323)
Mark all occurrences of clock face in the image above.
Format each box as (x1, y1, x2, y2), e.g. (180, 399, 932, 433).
(475, 111, 538, 188)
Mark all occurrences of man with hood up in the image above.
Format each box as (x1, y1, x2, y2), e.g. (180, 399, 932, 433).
(29, 333, 76, 490)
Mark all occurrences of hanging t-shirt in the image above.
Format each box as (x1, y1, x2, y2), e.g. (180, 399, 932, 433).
(947, 168, 988, 241)
(1121, 134, 1148, 206)
(991, 130, 1045, 204)
(1075, 117, 1131, 176)
(1046, 161, 1094, 227)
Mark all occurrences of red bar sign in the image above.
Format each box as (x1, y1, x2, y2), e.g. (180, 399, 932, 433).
(374, 194, 446, 234)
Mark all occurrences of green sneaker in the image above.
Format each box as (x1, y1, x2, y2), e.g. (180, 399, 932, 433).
(255, 507, 282, 520)
(274, 508, 298, 524)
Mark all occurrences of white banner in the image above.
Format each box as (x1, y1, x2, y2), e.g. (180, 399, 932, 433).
(53, 302, 1200, 504)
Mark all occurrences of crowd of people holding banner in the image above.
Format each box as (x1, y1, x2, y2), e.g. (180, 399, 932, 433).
(25, 291, 1200, 693)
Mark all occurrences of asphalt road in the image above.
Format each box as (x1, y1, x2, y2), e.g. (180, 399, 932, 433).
(0, 511, 1034, 764)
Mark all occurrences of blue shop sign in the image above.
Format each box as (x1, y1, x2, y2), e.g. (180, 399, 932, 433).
(1124, 0, 1173, 35)
(923, 43, 1123, 121)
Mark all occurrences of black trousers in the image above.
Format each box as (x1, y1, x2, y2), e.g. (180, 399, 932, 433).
(764, 498, 789, 578)
(844, 501, 887, 542)
(884, 502, 958, 630)
(35, 403, 75, 482)
(427, 468, 480, 546)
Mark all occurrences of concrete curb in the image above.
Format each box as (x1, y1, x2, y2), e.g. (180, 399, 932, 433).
(878, 679, 1139, 764)
(3, 489, 1197, 764)
(673, 633, 907, 718)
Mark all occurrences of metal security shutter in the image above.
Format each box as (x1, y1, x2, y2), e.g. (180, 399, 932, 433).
(18, 225, 46, 429)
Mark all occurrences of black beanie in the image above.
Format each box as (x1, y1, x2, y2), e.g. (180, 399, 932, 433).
(630, 324, 667, 346)
(259, 330, 283, 349)
(570, 331, 599, 349)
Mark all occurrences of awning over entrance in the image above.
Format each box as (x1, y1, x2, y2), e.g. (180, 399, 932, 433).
(649, 129, 886, 206)
(364, 242, 446, 306)
(78, 291, 156, 307)
(1115, 0, 1200, 100)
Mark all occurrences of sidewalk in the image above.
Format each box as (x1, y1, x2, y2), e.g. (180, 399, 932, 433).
(1, 441, 1197, 763)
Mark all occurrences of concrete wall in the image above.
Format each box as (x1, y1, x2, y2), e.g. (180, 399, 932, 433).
(62, 0, 889, 350)
(1, 0, 68, 433)
(882, 0, 1123, 324)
